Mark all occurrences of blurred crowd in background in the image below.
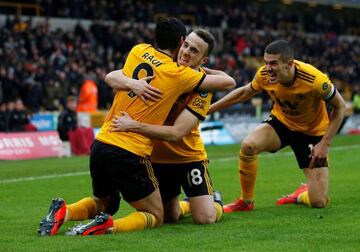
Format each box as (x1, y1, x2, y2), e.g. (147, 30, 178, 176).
(1, 0, 360, 132)
(34, 0, 360, 34)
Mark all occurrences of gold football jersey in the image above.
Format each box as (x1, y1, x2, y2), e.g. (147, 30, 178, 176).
(96, 44, 205, 156)
(251, 60, 335, 136)
(151, 85, 212, 163)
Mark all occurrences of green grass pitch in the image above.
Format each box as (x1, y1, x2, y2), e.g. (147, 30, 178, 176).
(1, 135, 359, 251)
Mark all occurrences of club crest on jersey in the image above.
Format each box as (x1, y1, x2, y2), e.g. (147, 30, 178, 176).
(322, 83, 329, 91)
(199, 91, 208, 98)
(127, 91, 136, 98)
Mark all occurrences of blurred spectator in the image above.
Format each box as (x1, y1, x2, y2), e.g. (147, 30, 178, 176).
(0, 102, 6, 132)
(77, 79, 98, 112)
(0, 76, 3, 104)
(95, 67, 114, 109)
(57, 71, 71, 102)
(13, 15, 28, 33)
(7, 98, 36, 132)
(5, 100, 16, 132)
(23, 65, 44, 113)
(43, 78, 62, 111)
(49, 48, 67, 70)
(57, 96, 78, 141)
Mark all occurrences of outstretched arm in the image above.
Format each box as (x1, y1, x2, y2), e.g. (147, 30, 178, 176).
(198, 68, 236, 92)
(104, 70, 162, 103)
(309, 91, 346, 168)
(110, 110, 198, 142)
(208, 83, 258, 114)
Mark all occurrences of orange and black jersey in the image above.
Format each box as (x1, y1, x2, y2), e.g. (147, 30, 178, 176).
(96, 43, 206, 156)
(251, 60, 335, 136)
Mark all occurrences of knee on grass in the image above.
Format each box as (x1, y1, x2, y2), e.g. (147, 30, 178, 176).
(164, 211, 180, 223)
(192, 211, 216, 224)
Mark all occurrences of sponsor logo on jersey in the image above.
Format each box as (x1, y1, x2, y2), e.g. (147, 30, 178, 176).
(192, 98, 207, 110)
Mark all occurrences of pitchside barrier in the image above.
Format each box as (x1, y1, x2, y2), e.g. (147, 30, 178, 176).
(200, 121, 235, 145)
(0, 131, 62, 160)
(339, 114, 360, 135)
(3, 112, 359, 160)
(31, 113, 58, 131)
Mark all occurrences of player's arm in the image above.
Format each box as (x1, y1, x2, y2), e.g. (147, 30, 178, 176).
(198, 68, 236, 92)
(309, 90, 346, 168)
(208, 83, 259, 114)
(104, 69, 162, 102)
(109, 110, 198, 142)
(322, 91, 346, 145)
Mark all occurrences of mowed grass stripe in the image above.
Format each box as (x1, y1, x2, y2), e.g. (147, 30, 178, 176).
(1, 143, 359, 184)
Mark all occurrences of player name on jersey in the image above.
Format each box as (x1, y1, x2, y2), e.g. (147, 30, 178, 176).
(142, 52, 162, 67)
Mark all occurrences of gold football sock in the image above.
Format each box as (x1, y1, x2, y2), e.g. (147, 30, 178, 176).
(66, 197, 103, 221)
(113, 211, 157, 233)
(239, 150, 258, 201)
(297, 191, 312, 207)
(179, 200, 191, 219)
(214, 202, 223, 222)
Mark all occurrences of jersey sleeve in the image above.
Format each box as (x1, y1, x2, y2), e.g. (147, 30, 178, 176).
(250, 67, 267, 91)
(185, 91, 212, 121)
(314, 73, 336, 101)
(178, 66, 206, 94)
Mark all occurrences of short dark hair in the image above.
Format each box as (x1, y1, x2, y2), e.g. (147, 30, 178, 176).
(155, 17, 187, 50)
(193, 29, 216, 56)
(265, 40, 294, 61)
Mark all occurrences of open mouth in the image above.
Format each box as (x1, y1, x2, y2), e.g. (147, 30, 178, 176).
(268, 71, 277, 82)
(179, 56, 189, 65)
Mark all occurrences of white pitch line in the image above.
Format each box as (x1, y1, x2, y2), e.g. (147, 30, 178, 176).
(0, 171, 89, 184)
(1, 144, 359, 184)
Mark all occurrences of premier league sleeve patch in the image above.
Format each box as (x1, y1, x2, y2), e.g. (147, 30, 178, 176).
(199, 91, 208, 98)
(322, 82, 335, 101)
(322, 83, 329, 91)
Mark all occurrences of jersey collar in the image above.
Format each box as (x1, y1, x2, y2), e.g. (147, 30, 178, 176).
(155, 48, 174, 61)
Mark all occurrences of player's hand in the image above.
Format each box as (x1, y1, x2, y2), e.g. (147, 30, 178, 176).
(109, 112, 136, 132)
(308, 142, 329, 169)
(207, 104, 215, 114)
(130, 76, 163, 104)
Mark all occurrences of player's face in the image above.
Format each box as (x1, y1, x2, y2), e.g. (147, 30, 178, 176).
(264, 53, 292, 84)
(177, 32, 209, 69)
